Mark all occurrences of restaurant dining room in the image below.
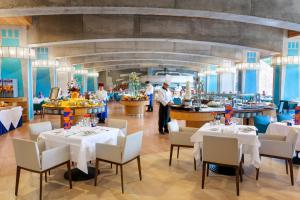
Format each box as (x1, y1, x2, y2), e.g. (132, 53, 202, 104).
(1, 1, 300, 200)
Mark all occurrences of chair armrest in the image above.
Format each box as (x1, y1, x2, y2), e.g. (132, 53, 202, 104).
(179, 127, 198, 133)
(260, 140, 294, 158)
(37, 140, 46, 153)
(96, 143, 122, 163)
(259, 134, 286, 141)
(41, 145, 70, 170)
(170, 132, 194, 146)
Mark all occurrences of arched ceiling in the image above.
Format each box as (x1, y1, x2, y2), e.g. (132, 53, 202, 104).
(1, 0, 298, 71)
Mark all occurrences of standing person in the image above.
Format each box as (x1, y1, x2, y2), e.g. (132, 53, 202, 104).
(96, 83, 108, 123)
(157, 81, 173, 134)
(145, 81, 154, 112)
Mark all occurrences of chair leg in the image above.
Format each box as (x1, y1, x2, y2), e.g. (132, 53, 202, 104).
(288, 159, 294, 186)
(45, 172, 47, 183)
(201, 162, 206, 189)
(120, 165, 124, 193)
(285, 160, 289, 174)
(110, 163, 113, 168)
(236, 167, 240, 196)
(48, 170, 50, 175)
(206, 164, 209, 176)
(177, 146, 180, 159)
(67, 161, 72, 189)
(169, 145, 173, 166)
(15, 166, 21, 196)
(256, 168, 259, 180)
(116, 165, 118, 175)
(39, 173, 43, 200)
(241, 154, 245, 164)
(239, 162, 243, 182)
(137, 156, 142, 181)
(193, 158, 196, 171)
(94, 159, 99, 186)
(200, 148, 202, 161)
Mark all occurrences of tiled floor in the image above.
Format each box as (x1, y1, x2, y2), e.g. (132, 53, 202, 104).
(0, 102, 300, 200)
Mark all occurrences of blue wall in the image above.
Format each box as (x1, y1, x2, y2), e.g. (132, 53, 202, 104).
(283, 41, 299, 100)
(244, 52, 257, 94)
(74, 65, 83, 93)
(0, 29, 24, 96)
(35, 48, 51, 97)
(273, 65, 281, 105)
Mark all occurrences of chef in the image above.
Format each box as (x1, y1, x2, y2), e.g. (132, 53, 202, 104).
(96, 83, 108, 123)
(145, 81, 154, 112)
(157, 81, 173, 134)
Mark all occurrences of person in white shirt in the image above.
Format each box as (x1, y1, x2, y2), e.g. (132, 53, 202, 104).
(96, 83, 108, 123)
(157, 81, 173, 134)
(145, 81, 154, 112)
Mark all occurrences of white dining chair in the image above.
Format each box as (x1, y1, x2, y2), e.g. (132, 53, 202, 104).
(107, 118, 128, 135)
(257, 128, 298, 185)
(220, 117, 243, 125)
(94, 131, 143, 193)
(168, 120, 199, 170)
(12, 138, 72, 200)
(29, 121, 52, 141)
(202, 135, 243, 196)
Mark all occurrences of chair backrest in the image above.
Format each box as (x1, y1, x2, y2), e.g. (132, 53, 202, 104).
(277, 114, 293, 122)
(253, 115, 270, 134)
(173, 98, 182, 105)
(107, 119, 128, 135)
(278, 101, 284, 114)
(168, 120, 180, 133)
(122, 131, 143, 163)
(29, 121, 52, 141)
(12, 138, 41, 171)
(203, 135, 239, 166)
(220, 117, 243, 125)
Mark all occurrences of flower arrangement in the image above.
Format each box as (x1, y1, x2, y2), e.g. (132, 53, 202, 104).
(67, 79, 80, 93)
(128, 72, 140, 97)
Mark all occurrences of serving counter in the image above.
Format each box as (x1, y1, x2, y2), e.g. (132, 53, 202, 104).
(170, 107, 276, 128)
(42, 105, 103, 128)
(120, 100, 148, 117)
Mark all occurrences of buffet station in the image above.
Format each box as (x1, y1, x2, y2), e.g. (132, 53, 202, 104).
(170, 80, 276, 128)
(0, 102, 23, 135)
(119, 72, 148, 117)
(42, 81, 105, 127)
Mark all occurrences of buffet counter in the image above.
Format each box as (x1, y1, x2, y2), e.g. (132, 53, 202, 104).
(170, 106, 276, 128)
(0, 106, 23, 135)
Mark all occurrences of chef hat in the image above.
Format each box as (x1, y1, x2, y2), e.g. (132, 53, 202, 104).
(163, 80, 170, 85)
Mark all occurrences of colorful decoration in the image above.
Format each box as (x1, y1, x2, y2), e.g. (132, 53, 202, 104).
(225, 104, 233, 125)
(295, 106, 300, 125)
(63, 108, 73, 129)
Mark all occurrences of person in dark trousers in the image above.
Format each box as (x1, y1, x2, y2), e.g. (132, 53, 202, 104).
(157, 81, 173, 134)
(145, 81, 154, 112)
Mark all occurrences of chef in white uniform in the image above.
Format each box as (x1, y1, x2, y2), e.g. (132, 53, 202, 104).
(157, 81, 173, 134)
(96, 83, 108, 123)
(145, 81, 154, 112)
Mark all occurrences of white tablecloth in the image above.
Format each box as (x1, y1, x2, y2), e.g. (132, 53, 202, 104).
(266, 122, 300, 151)
(38, 126, 124, 173)
(191, 123, 261, 168)
(0, 106, 23, 130)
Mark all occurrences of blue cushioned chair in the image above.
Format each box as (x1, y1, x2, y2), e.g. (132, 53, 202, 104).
(253, 115, 271, 134)
(277, 114, 293, 122)
(173, 98, 182, 105)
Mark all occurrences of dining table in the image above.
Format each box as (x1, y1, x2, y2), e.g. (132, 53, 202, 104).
(38, 125, 124, 180)
(191, 123, 260, 175)
(266, 122, 300, 164)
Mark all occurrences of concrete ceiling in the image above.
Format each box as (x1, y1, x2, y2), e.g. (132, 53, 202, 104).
(1, 0, 298, 71)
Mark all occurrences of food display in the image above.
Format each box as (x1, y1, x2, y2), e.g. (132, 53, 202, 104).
(122, 94, 148, 101)
(0, 101, 8, 107)
(43, 98, 103, 108)
(207, 101, 223, 108)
